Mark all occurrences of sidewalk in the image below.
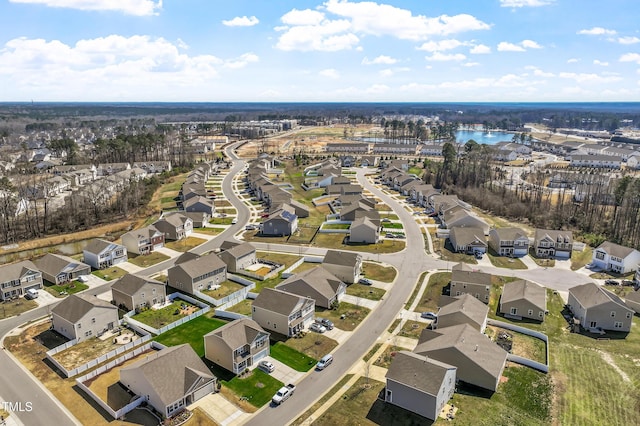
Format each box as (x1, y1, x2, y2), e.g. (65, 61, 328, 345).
(0, 408, 24, 426)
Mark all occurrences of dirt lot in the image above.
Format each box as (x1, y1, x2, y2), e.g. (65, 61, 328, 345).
(53, 330, 141, 371)
(4, 321, 142, 426)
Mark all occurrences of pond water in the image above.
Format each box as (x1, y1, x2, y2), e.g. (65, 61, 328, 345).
(455, 130, 516, 145)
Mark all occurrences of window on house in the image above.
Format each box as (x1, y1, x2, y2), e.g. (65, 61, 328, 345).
(539, 311, 544, 318)
(611, 311, 616, 317)
(626, 312, 632, 319)
(77, 323, 81, 329)
(528, 309, 533, 316)
(455, 291, 461, 296)
(91, 318, 96, 324)
(614, 321, 623, 329)
(510, 307, 517, 315)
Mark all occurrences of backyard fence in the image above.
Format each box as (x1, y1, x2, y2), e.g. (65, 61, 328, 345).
(239, 262, 284, 281)
(487, 318, 549, 373)
(194, 275, 256, 308)
(75, 341, 165, 420)
(280, 255, 324, 278)
(215, 309, 249, 321)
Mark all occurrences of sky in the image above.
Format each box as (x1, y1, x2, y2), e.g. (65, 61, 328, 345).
(1, 0, 640, 102)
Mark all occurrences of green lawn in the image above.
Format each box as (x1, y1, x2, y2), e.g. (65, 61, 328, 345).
(153, 314, 227, 356)
(381, 222, 404, 229)
(0, 298, 38, 319)
(225, 299, 252, 316)
(408, 166, 423, 176)
(164, 236, 207, 252)
(92, 266, 128, 281)
(43, 280, 89, 297)
(528, 250, 556, 268)
(322, 223, 351, 230)
(345, 284, 385, 301)
(200, 280, 244, 299)
(362, 262, 397, 282)
(315, 302, 370, 331)
(404, 271, 428, 310)
(270, 342, 317, 371)
(210, 217, 234, 225)
(193, 227, 223, 235)
(313, 233, 405, 253)
(256, 251, 301, 269)
(283, 332, 338, 360)
(398, 320, 424, 340)
(291, 374, 355, 426)
(431, 230, 477, 264)
(571, 246, 593, 270)
(128, 252, 170, 267)
(223, 369, 284, 408)
(412, 272, 451, 313)
(486, 249, 528, 270)
(132, 299, 198, 329)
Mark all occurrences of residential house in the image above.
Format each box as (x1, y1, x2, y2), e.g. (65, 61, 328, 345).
(184, 196, 215, 216)
(567, 282, 633, 332)
(218, 241, 257, 273)
(349, 216, 380, 244)
(414, 324, 508, 392)
(153, 213, 193, 241)
(167, 252, 227, 295)
(276, 266, 347, 309)
(440, 206, 490, 234)
(533, 229, 573, 259)
(488, 227, 530, 257)
(322, 250, 362, 284)
(34, 253, 91, 285)
(182, 211, 211, 228)
(450, 267, 493, 304)
(448, 227, 487, 254)
(83, 239, 128, 270)
(624, 290, 640, 314)
(570, 154, 622, 169)
(591, 241, 640, 274)
(272, 200, 309, 219)
(51, 293, 119, 341)
(111, 273, 166, 312)
(262, 205, 298, 236)
(360, 156, 378, 167)
(0, 260, 43, 301)
(499, 280, 547, 321)
(120, 344, 216, 419)
(385, 351, 456, 421)
(326, 143, 370, 153)
(121, 225, 165, 255)
(251, 288, 315, 336)
(434, 294, 489, 332)
(204, 318, 270, 374)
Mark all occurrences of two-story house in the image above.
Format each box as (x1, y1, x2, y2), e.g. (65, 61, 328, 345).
(568, 282, 634, 333)
(121, 225, 165, 255)
(167, 252, 227, 295)
(275, 266, 347, 309)
(488, 227, 530, 257)
(218, 241, 257, 274)
(0, 260, 43, 301)
(83, 239, 128, 270)
(204, 318, 270, 374)
(322, 250, 362, 284)
(591, 241, 640, 274)
(153, 213, 193, 241)
(251, 288, 315, 336)
(534, 229, 573, 259)
(51, 293, 119, 341)
(111, 273, 166, 312)
(34, 253, 91, 285)
(450, 264, 493, 304)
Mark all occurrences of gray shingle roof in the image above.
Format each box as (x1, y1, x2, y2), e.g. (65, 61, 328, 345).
(252, 288, 314, 315)
(437, 294, 489, 329)
(111, 273, 165, 297)
(501, 280, 546, 311)
(276, 266, 346, 302)
(323, 250, 362, 268)
(595, 241, 638, 259)
(451, 269, 492, 286)
(449, 227, 486, 247)
(172, 252, 226, 278)
(84, 238, 123, 256)
(570, 282, 630, 310)
(491, 227, 529, 241)
(34, 253, 90, 277)
(51, 293, 116, 323)
(204, 318, 267, 352)
(120, 344, 215, 408)
(0, 260, 40, 282)
(386, 350, 456, 396)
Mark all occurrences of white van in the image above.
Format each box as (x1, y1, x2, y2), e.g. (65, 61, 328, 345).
(26, 288, 39, 299)
(316, 354, 333, 371)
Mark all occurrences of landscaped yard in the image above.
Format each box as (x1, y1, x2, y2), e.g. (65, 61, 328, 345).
(381, 222, 404, 229)
(486, 249, 528, 269)
(210, 217, 235, 225)
(313, 233, 405, 253)
(223, 369, 284, 408)
(361, 262, 397, 282)
(315, 302, 370, 331)
(92, 266, 128, 281)
(398, 320, 425, 340)
(345, 284, 386, 301)
(256, 251, 301, 269)
(282, 332, 338, 360)
(412, 272, 451, 313)
(132, 298, 199, 329)
(225, 298, 252, 316)
(270, 342, 317, 371)
(164, 236, 207, 252)
(571, 246, 593, 270)
(153, 314, 227, 356)
(43, 280, 89, 297)
(0, 298, 38, 319)
(200, 280, 245, 299)
(322, 223, 351, 230)
(430, 230, 477, 264)
(128, 251, 170, 267)
(193, 227, 223, 235)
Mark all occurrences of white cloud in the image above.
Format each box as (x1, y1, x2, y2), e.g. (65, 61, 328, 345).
(365, 84, 389, 94)
(498, 40, 542, 52)
(577, 27, 617, 36)
(275, 0, 489, 51)
(362, 55, 397, 65)
(280, 9, 325, 25)
(463, 62, 480, 67)
(620, 53, 640, 64)
(497, 42, 525, 52)
(617, 36, 640, 45)
(526, 66, 554, 77)
(558, 72, 622, 83)
(500, 0, 554, 7)
(425, 52, 466, 61)
(319, 68, 340, 78)
(378, 67, 410, 76)
(8, 0, 161, 16)
(567, 58, 579, 63)
(0, 35, 262, 100)
(417, 39, 465, 52)
(470, 44, 491, 54)
(222, 16, 259, 27)
(593, 59, 609, 66)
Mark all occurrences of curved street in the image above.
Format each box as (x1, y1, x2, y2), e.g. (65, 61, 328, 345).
(0, 140, 596, 426)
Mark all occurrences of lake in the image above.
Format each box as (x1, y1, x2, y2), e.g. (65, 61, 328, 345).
(455, 130, 515, 145)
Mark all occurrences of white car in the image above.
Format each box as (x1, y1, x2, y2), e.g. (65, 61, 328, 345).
(77, 275, 90, 283)
(231, 218, 238, 224)
(309, 323, 327, 333)
(258, 360, 275, 373)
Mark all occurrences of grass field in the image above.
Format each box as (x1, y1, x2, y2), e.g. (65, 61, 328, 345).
(0, 298, 38, 319)
(193, 227, 223, 235)
(486, 249, 528, 269)
(291, 374, 354, 426)
(270, 342, 317, 371)
(313, 233, 405, 253)
(282, 332, 338, 360)
(571, 246, 593, 270)
(153, 314, 227, 356)
(361, 262, 397, 282)
(132, 299, 199, 329)
(256, 251, 301, 269)
(404, 271, 429, 310)
(412, 272, 451, 313)
(201, 280, 244, 299)
(128, 251, 170, 267)
(345, 283, 385, 301)
(226, 298, 252, 316)
(223, 369, 283, 408)
(164, 236, 207, 252)
(92, 266, 128, 281)
(398, 320, 425, 340)
(315, 302, 370, 331)
(43, 280, 89, 297)
(322, 223, 351, 230)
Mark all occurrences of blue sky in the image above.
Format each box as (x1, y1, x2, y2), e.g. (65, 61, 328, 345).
(1, 0, 639, 102)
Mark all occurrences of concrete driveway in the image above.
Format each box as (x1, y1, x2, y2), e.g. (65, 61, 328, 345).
(259, 356, 305, 384)
(189, 393, 250, 426)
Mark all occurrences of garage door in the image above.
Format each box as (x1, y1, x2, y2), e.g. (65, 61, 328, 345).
(192, 382, 214, 402)
(253, 348, 268, 363)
